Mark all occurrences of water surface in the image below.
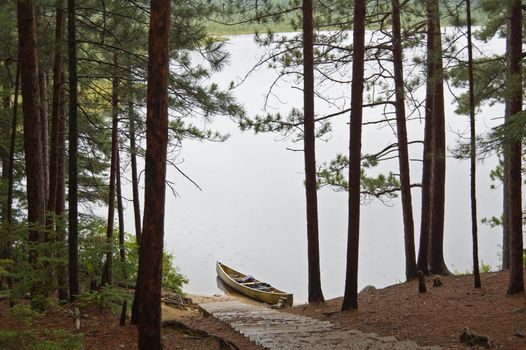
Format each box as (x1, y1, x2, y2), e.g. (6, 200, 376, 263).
(126, 32, 505, 303)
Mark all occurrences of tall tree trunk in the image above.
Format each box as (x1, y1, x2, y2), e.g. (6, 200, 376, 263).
(502, 3, 512, 272)
(35, 6, 49, 210)
(17, 1, 46, 265)
(56, 74, 67, 301)
(137, 0, 171, 347)
(1, 85, 10, 223)
(130, 101, 142, 324)
(342, 0, 365, 311)
(466, 0, 481, 288)
(392, 0, 417, 281)
(129, 104, 142, 244)
(428, 0, 448, 275)
(302, 0, 324, 304)
(506, 0, 523, 295)
(6, 61, 20, 226)
(38, 69, 49, 207)
(101, 52, 120, 287)
(116, 145, 125, 267)
(417, 70, 433, 275)
(117, 146, 127, 322)
(50, 0, 67, 300)
(3, 61, 19, 296)
(46, 0, 68, 300)
(67, 0, 80, 301)
(0, 93, 9, 291)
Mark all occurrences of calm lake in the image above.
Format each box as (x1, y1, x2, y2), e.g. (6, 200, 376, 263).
(125, 31, 505, 303)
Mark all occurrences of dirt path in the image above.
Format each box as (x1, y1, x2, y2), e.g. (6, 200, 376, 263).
(199, 300, 442, 350)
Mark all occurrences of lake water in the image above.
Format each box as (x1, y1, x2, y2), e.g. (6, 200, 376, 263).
(125, 31, 506, 303)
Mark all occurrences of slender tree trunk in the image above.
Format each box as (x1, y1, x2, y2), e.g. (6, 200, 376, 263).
(1, 67, 14, 291)
(56, 74, 67, 300)
(392, 0, 417, 281)
(0, 93, 9, 290)
(38, 69, 49, 206)
(129, 103, 142, 245)
(116, 132, 125, 267)
(506, 0, 523, 295)
(3, 61, 19, 295)
(67, 0, 80, 301)
(101, 52, 120, 287)
(116, 136, 127, 328)
(302, 0, 324, 304)
(35, 6, 49, 209)
(342, 0, 365, 311)
(17, 1, 46, 265)
(48, 0, 67, 300)
(466, 0, 481, 288)
(6, 61, 20, 226)
(130, 101, 142, 324)
(137, 0, 171, 347)
(1, 88, 10, 224)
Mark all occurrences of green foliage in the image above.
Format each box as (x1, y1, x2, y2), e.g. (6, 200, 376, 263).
(480, 262, 492, 273)
(162, 252, 189, 295)
(77, 285, 131, 313)
(77, 218, 188, 295)
(123, 234, 189, 294)
(2, 223, 66, 309)
(316, 153, 402, 203)
(9, 304, 41, 326)
(453, 262, 491, 275)
(0, 329, 83, 350)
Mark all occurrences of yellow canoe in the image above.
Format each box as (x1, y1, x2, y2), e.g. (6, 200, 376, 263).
(216, 261, 293, 307)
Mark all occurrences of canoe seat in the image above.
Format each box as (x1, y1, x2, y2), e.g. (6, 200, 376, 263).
(235, 275, 256, 284)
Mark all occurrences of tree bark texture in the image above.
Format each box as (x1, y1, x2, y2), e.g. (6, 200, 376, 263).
(48, 2, 68, 302)
(417, 69, 433, 275)
(17, 1, 46, 263)
(418, 0, 449, 275)
(392, 0, 417, 281)
(302, 0, 324, 304)
(56, 76, 67, 300)
(3, 61, 20, 294)
(137, 0, 171, 348)
(116, 138, 126, 267)
(505, 0, 523, 295)
(502, 156, 510, 270)
(47, 0, 65, 245)
(342, 0, 365, 311)
(502, 8, 511, 272)
(427, 0, 448, 275)
(466, 0, 481, 288)
(129, 102, 142, 324)
(129, 103, 142, 244)
(68, 0, 80, 300)
(38, 69, 49, 206)
(102, 52, 120, 287)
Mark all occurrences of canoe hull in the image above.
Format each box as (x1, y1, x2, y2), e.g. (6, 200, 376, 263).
(216, 262, 293, 307)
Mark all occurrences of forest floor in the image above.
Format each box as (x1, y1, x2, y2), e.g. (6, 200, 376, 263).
(1, 271, 525, 349)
